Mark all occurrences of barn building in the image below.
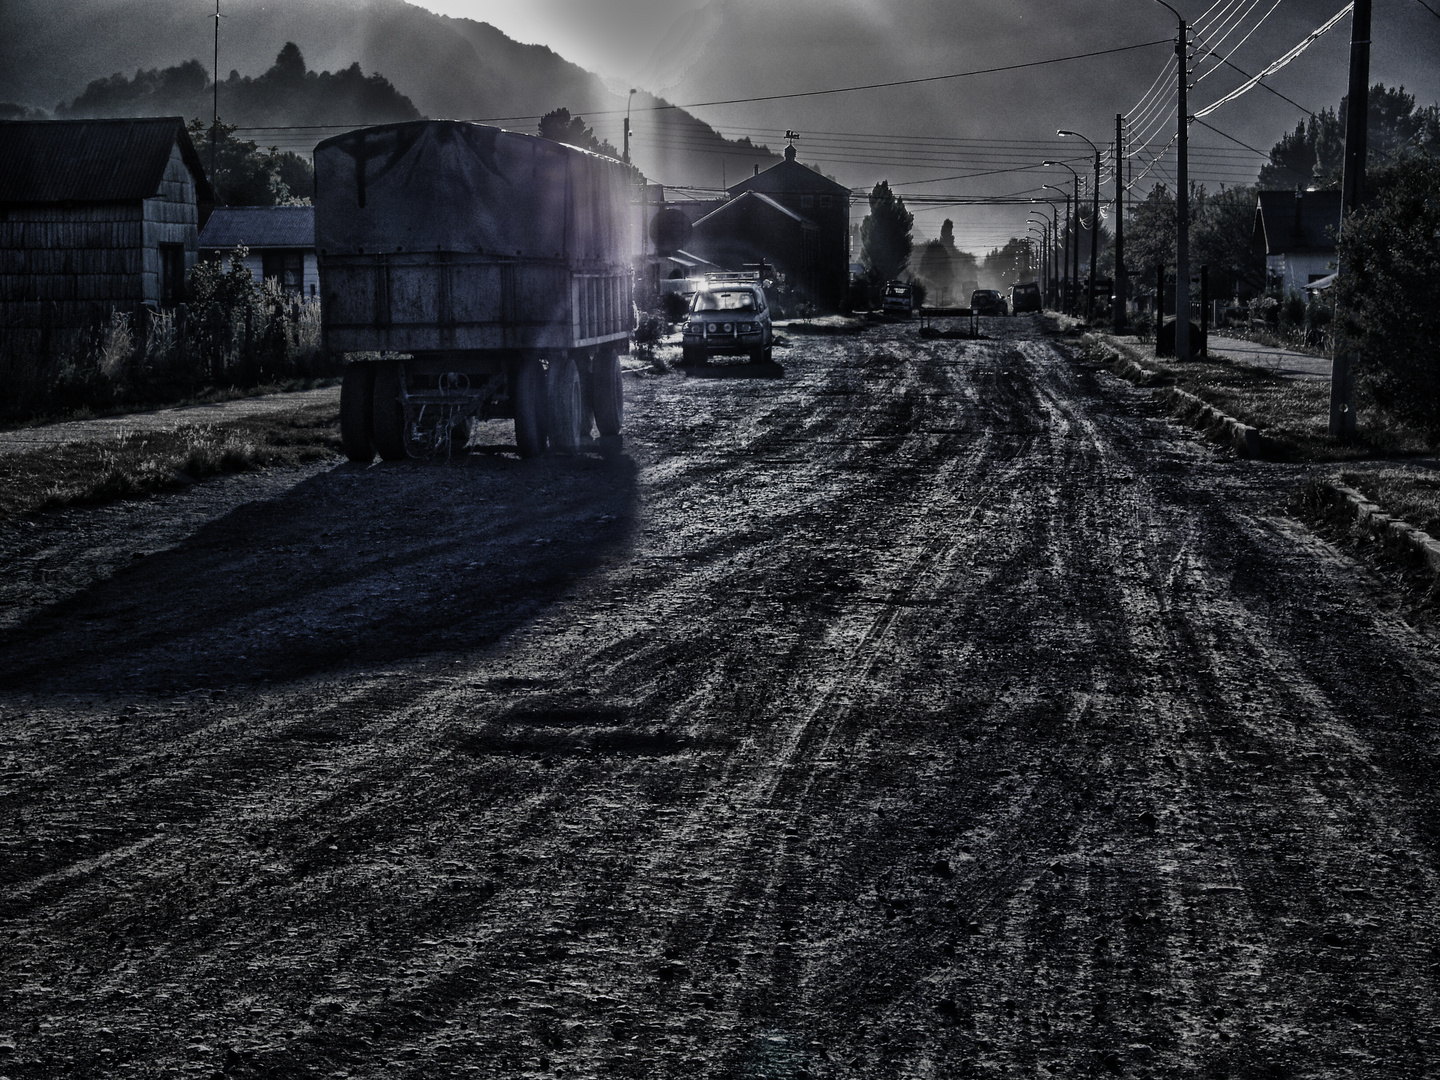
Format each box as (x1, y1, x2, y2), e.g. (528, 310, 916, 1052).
(689, 143, 851, 311)
(199, 205, 318, 298)
(0, 117, 213, 356)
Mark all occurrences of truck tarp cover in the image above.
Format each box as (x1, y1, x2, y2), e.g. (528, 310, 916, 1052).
(314, 121, 631, 263)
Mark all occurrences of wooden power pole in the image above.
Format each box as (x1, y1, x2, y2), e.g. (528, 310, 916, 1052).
(1331, 0, 1370, 437)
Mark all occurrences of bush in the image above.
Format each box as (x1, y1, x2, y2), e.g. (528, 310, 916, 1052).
(1334, 154, 1440, 435)
(0, 245, 335, 425)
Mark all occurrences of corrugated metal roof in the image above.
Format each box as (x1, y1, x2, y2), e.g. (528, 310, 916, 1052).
(200, 205, 315, 250)
(0, 117, 212, 205)
(1254, 190, 1342, 254)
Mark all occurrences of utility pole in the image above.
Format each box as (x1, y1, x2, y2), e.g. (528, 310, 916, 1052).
(623, 88, 636, 166)
(1155, 0, 1190, 360)
(1113, 113, 1126, 332)
(211, 0, 223, 180)
(1331, 0, 1370, 437)
(1058, 130, 1101, 323)
(1044, 161, 1081, 315)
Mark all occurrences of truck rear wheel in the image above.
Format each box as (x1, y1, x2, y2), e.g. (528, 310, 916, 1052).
(591, 349, 623, 436)
(513, 356, 548, 458)
(547, 355, 585, 455)
(340, 363, 376, 462)
(372, 360, 408, 461)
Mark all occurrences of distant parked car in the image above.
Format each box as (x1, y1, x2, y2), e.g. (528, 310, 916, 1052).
(882, 280, 915, 317)
(1009, 281, 1042, 314)
(971, 289, 1006, 316)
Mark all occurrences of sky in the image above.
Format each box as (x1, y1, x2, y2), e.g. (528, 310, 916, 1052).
(408, 0, 1440, 248)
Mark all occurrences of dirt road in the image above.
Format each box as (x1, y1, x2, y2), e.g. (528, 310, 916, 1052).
(3, 318, 1439, 1078)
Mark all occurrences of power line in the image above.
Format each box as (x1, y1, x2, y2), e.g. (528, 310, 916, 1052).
(1191, 117, 1270, 157)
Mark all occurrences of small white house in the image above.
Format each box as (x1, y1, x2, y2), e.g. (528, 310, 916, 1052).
(199, 205, 317, 297)
(1253, 190, 1341, 295)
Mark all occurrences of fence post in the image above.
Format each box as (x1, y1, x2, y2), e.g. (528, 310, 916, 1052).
(1200, 266, 1209, 359)
(1155, 265, 1165, 358)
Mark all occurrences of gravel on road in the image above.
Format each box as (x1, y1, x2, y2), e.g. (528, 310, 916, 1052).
(2, 318, 1438, 1078)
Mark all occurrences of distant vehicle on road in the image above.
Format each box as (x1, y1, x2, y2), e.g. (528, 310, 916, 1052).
(681, 273, 773, 365)
(882, 280, 915, 318)
(1009, 281, 1042, 314)
(971, 289, 1006, 317)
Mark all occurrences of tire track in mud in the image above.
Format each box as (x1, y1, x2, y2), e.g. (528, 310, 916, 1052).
(6, 321, 1440, 1077)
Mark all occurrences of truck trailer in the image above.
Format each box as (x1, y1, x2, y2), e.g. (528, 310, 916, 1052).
(315, 121, 635, 460)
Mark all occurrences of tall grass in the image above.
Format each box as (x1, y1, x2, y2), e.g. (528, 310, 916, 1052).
(0, 248, 338, 426)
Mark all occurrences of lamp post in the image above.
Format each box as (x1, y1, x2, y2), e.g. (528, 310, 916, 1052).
(1043, 161, 1080, 316)
(1036, 193, 1061, 311)
(1154, 0, 1190, 360)
(1028, 218, 1049, 306)
(1059, 130, 1101, 323)
(623, 88, 636, 166)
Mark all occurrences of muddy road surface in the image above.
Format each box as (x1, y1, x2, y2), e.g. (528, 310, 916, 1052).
(4, 319, 1440, 1078)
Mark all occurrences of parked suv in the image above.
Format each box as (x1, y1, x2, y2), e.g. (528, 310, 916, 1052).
(970, 289, 1006, 316)
(882, 280, 915, 317)
(1008, 281, 1042, 314)
(681, 274, 773, 364)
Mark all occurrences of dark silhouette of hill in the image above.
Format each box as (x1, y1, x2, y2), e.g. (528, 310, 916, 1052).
(0, 0, 777, 189)
(58, 44, 421, 128)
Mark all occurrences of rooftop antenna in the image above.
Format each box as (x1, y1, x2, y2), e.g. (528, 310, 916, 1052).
(210, 0, 225, 179)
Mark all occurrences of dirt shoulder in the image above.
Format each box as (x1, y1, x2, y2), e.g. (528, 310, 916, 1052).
(1089, 332, 1434, 461)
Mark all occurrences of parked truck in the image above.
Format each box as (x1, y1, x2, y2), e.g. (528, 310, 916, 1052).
(315, 120, 635, 460)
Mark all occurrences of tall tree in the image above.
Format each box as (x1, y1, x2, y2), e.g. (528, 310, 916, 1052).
(860, 181, 914, 284)
(1190, 184, 1265, 299)
(539, 108, 620, 159)
(188, 118, 310, 206)
(983, 237, 1034, 286)
(1258, 84, 1440, 190)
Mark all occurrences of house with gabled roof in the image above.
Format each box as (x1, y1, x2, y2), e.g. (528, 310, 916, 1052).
(689, 143, 851, 310)
(0, 116, 213, 356)
(1253, 189, 1341, 295)
(200, 205, 317, 298)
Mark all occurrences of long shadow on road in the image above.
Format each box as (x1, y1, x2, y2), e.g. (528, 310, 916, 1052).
(0, 451, 640, 695)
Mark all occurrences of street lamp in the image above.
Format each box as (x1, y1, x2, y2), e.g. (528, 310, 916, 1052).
(1059, 129, 1101, 323)
(1043, 161, 1080, 316)
(1027, 218, 1049, 305)
(623, 88, 636, 165)
(1036, 193, 1062, 309)
(1153, 0, 1190, 360)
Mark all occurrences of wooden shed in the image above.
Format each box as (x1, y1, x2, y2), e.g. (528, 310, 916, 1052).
(0, 116, 213, 357)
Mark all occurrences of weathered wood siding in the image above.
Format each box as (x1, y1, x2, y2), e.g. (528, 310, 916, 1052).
(140, 144, 200, 304)
(1, 141, 199, 353)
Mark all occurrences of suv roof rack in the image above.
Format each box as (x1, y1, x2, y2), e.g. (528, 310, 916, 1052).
(703, 271, 761, 284)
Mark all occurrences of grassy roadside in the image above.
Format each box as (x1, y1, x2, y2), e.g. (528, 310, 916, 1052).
(0, 406, 342, 526)
(1087, 333, 1433, 461)
(0, 376, 342, 433)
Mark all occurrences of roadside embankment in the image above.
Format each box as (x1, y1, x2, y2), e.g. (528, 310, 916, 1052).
(1082, 332, 1430, 463)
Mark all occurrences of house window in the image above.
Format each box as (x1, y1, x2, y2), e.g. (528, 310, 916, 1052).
(158, 244, 186, 307)
(819, 195, 832, 208)
(801, 195, 815, 209)
(262, 249, 305, 295)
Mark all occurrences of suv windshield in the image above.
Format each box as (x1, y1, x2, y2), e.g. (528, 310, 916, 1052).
(694, 290, 757, 313)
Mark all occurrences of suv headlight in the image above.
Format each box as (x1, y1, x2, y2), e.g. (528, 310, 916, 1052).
(722, 322, 734, 332)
